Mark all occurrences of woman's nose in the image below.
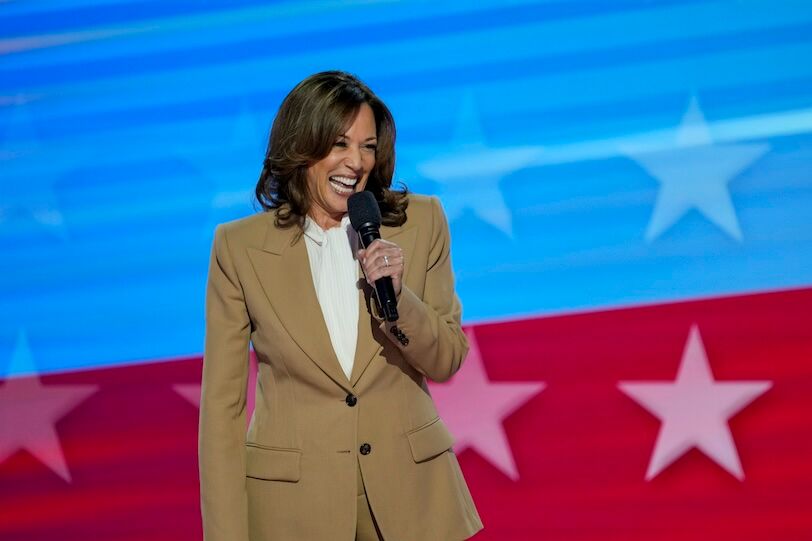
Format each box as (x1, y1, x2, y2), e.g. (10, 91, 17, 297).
(344, 145, 362, 170)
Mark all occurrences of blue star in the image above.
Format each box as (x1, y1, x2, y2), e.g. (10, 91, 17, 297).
(0, 99, 69, 238)
(628, 97, 769, 242)
(414, 92, 544, 237)
(173, 103, 268, 236)
(2, 329, 38, 378)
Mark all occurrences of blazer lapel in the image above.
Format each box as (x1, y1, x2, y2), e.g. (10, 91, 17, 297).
(350, 224, 418, 386)
(247, 219, 351, 391)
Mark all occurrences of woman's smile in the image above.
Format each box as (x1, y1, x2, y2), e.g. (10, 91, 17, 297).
(328, 175, 359, 196)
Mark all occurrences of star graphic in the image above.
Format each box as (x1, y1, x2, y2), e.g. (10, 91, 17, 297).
(429, 327, 546, 480)
(173, 103, 268, 237)
(0, 330, 98, 482)
(414, 91, 544, 237)
(208, 107, 268, 211)
(173, 383, 201, 408)
(173, 353, 257, 419)
(0, 98, 69, 237)
(626, 96, 769, 242)
(619, 324, 772, 481)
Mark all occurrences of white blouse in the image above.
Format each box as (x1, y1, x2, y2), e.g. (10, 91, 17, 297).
(302, 215, 360, 381)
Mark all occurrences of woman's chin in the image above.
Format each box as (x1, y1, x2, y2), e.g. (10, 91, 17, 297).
(326, 193, 352, 212)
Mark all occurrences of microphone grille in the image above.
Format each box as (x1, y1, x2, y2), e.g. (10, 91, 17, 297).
(348, 191, 382, 231)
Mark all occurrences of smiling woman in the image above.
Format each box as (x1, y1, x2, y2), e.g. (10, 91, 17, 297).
(254, 70, 408, 231)
(199, 70, 482, 541)
(306, 103, 377, 228)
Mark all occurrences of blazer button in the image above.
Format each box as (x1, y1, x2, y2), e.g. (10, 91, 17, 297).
(345, 394, 357, 407)
(359, 443, 372, 455)
(390, 325, 409, 346)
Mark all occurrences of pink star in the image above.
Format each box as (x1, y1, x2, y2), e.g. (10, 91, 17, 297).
(0, 331, 98, 482)
(619, 324, 772, 481)
(430, 327, 545, 480)
(174, 352, 257, 421)
(173, 383, 201, 408)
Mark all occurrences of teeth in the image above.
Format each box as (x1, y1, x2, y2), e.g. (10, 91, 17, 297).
(330, 175, 357, 186)
(329, 179, 353, 195)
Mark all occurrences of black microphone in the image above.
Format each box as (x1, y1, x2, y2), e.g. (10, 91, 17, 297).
(348, 191, 399, 322)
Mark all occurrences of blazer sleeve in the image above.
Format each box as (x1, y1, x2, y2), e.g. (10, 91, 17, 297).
(378, 196, 469, 382)
(199, 224, 250, 541)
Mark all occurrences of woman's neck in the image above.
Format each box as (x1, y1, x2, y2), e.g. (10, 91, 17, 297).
(307, 208, 345, 230)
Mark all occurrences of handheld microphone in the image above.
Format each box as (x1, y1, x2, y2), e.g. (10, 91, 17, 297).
(348, 191, 399, 322)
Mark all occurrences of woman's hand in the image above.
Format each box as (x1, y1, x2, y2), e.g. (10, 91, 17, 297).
(358, 239, 404, 298)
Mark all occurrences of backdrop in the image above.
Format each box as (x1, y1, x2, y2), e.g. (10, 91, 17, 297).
(2, 0, 811, 539)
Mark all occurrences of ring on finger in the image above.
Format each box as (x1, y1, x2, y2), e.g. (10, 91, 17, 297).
(383, 255, 390, 267)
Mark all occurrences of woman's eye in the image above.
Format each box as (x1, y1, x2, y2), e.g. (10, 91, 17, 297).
(333, 141, 347, 147)
(364, 144, 377, 151)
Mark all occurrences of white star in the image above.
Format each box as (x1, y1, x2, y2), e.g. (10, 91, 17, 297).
(414, 92, 544, 236)
(0, 330, 98, 482)
(619, 325, 771, 481)
(429, 327, 545, 480)
(627, 96, 769, 242)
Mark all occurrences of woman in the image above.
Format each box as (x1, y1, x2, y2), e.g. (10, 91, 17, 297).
(199, 71, 483, 541)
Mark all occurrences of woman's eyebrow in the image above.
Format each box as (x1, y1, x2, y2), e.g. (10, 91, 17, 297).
(337, 133, 377, 141)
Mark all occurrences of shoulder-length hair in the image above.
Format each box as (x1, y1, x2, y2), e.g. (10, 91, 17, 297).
(255, 70, 408, 228)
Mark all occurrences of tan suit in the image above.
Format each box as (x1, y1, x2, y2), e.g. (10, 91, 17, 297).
(199, 194, 483, 540)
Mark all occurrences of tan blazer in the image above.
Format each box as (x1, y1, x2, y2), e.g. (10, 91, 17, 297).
(199, 194, 483, 540)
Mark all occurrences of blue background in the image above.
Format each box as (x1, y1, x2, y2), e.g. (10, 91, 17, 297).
(2, 0, 811, 375)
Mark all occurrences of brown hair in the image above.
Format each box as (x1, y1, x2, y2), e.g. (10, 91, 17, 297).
(255, 70, 408, 228)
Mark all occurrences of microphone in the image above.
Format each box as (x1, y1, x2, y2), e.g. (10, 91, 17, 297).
(348, 191, 399, 322)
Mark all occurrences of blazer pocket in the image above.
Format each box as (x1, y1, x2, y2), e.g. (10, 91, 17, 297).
(245, 443, 302, 482)
(406, 416, 455, 463)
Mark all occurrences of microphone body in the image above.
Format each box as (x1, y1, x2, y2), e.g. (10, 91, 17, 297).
(356, 223, 399, 322)
(348, 192, 399, 322)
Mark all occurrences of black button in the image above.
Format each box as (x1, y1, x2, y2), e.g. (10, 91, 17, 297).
(359, 443, 372, 455)
(390, 325, 409, 346)
(345, 394, 357, 407)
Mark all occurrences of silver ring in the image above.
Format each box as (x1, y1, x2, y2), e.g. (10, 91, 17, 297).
(383, 255, 390, 267)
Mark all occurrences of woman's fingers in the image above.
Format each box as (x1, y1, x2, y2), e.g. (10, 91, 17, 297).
(359, 240, 401, 268)
(358, 240, 404, 295)
(362, 252, 403, 280)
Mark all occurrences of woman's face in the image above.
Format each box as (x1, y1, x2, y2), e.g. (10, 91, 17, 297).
(306, 103, 377, 229)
